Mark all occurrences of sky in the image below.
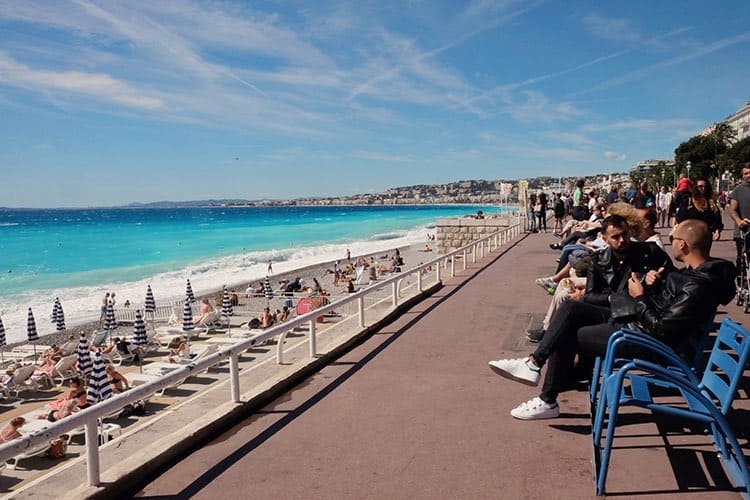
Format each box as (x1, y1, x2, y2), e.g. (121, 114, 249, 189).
(1, 0, 749, 208)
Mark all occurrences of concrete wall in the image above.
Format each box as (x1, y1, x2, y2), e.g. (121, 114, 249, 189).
(436, 217, 511, 253)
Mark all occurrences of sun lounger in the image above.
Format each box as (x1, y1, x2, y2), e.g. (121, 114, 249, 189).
(5, 441, 51, 470)
(60, 339, 78, 356)
(6, 364, 40, 398)
(48, 354, 78, 386)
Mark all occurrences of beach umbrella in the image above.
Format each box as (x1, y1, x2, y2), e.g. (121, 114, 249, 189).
(51, 298, 60, 324)
(220, 287, 233, 333)
(185, 279, 195, 303)
(55, 299, 66, 332)
(27, 308, 39, 354)
(86, 352, 113, 406)
(144, 285, 156, 315)
(263, 276, 274, 301)
(182, 300, 194, 334)
(133, 310, 148, 373)
(76, 331, 93, 378)
(221, 287, 233, 318)
(103, 301, 116, 334)
(0, 316, 5, 364)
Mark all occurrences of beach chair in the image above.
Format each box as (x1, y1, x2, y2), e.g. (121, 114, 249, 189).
(593, 318, 750, 497)
(90, 330, 108, 347)
(31, 354, 79, 388)
(6, 364, 40, 398)
(195, 311, 223, 334)
(5, 442, 51, 470)
(102, 346, 137, 367)
(60, 339, 78, 356)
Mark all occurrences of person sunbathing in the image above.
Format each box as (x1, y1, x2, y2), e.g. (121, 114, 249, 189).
(39, 399, 78, 422)
(164, 337, 189, 363)
(193, 298, 215, 325)
(106, 365, 130, 393)
(49, 377, 89, 411)
(0, 417, 26, 443)
(260, 307, 275, 329)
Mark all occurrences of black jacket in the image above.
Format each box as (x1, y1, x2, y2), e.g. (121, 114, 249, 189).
(613, 258, 736, 361)
(583, 241, 673, 307)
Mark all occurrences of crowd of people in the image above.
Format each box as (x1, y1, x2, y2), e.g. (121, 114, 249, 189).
(491, 169, 746, 420)
(525, 176, 724, 239)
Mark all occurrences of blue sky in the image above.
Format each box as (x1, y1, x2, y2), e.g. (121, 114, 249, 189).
(1, 1, 749, 207)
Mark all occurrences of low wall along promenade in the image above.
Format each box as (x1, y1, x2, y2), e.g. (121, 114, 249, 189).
(436, 216, 513, 254)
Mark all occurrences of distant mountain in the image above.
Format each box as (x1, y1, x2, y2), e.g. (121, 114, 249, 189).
(122, 199, 254, 208)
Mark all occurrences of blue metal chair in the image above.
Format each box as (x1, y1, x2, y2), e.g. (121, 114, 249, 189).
(592, 318, 750, 497)
(589, 311, 717, 411)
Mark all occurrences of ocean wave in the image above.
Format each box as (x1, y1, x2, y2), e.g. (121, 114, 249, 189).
(0, 222, 20, 227)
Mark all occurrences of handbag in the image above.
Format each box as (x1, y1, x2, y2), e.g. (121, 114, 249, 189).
(48, 438, 68, 458)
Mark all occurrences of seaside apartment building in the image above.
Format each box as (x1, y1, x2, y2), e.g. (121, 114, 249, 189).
(700, 100, 750, 142)
(725, 100, 750, 142)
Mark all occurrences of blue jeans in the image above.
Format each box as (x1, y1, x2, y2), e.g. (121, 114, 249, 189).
(527, 210, 536, 231)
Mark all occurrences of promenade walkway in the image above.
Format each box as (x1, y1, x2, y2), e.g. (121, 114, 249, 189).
(135, 227, 750, 499)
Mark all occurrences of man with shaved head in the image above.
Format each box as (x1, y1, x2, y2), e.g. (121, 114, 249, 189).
(490, 218, 735, 420)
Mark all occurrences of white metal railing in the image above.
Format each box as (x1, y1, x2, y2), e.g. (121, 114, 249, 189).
(0, 217, 522, 487)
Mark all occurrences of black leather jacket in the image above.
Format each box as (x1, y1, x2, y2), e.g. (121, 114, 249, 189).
(583, 241, 673, 307)
(614, 258, 736, 360)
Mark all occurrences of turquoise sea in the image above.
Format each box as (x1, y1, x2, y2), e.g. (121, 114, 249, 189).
(0, 204, 507, 341)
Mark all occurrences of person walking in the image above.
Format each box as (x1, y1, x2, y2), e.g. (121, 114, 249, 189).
(267, 260, 273, 275)
(538, 192, 548, 233)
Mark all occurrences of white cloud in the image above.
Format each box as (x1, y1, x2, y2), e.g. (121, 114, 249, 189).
(0, 52, 164, 109)
(603, 151, 627, 161)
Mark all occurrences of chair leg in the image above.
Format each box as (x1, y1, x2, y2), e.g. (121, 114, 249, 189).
(596, 398, 622, 496)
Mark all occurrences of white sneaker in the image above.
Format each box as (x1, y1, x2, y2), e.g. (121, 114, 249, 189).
(535, 277, 556, 293)
(510, 397, 560, 420)
(488, 357, 541, 386)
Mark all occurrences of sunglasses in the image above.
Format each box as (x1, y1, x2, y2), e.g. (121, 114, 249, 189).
(669, 234, 685, 244)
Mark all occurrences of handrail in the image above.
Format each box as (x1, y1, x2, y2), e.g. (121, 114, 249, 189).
(0, 218, 521, 487)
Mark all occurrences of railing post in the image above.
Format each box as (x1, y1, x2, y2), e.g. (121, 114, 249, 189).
(472, 245, 477, 263)
(462, 249, 467, 270)
(229, 352, 240, 402)
(451, 256, 455, 277)
(392, 281, 398, 307)
(85, 419, 100, 486)
(417, 269, 423, 292)
(358, 296, 365, 328)
(436, 258, 441, 283)
(309, 319, 317, 358)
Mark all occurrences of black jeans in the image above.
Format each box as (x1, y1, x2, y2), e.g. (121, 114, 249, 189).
(531, 300, 611, 404)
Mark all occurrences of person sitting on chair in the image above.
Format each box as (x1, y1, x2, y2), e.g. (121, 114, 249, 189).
(489, 219, 735, 420)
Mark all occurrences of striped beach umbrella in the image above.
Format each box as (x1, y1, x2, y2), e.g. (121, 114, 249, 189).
(27, 307, 39, 342)
(221, 287, 233, 318)
(55, 299, 66, 332)
(185, 279, 195, 303)
(133, 310, 148, 348)
(263, 276, 274, 300)
(104, 302, 116, 332)
(0, 316, 5, 364)
(51, 298, 60, 324)
(76, 331, 93, 377)
(144, 285, 156, 314)
(86, 352, 113, 406)
(133, 309, 148, 372)
(182, 300, 194, 333)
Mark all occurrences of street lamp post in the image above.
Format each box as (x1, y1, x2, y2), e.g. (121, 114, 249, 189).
(687, 161, 692, 180)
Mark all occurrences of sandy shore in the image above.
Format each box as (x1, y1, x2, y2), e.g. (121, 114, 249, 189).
(6, 243, 434, 350)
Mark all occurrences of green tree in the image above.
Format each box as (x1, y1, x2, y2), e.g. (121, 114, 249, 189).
(728, 136, 750, 176)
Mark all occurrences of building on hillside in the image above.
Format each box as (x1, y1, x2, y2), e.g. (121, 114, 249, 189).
(725, 101, 750, 142)
(630, 159, 675, 175)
